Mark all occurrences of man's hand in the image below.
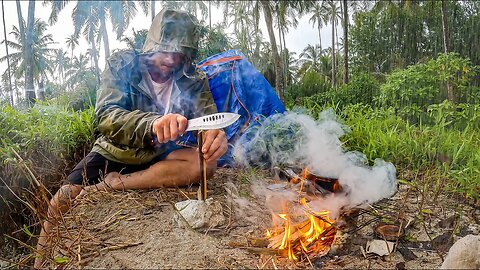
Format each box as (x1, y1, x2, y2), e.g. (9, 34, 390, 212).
(152, 114, 188, 143)
(201, 129, 228, 162)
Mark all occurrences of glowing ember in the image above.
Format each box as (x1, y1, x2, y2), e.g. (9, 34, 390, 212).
(266, 168, 338, 261)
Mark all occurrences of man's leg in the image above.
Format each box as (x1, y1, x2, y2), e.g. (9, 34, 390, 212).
(34, 184, 83, 268)
(85, 148, 216, 191)
(34, 152, 131, 269)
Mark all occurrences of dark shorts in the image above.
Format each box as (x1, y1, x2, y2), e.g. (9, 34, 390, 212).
(67, 142, 184, 185)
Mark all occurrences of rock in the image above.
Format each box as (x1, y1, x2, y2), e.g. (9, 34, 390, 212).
(174, 198, 225, 229)
(431, 232, 454, 252)
(365, 239, 395, 256)
(441, 234, 480, 269)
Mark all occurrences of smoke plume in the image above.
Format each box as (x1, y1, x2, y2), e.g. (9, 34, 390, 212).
(233, 108, 397, 218)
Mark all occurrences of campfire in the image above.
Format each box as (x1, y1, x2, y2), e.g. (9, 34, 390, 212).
(266, 168, 341, 261)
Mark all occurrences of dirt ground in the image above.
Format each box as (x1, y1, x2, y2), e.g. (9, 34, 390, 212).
(13, 168, 480, 269)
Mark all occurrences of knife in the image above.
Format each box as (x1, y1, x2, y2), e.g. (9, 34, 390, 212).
(151, 112, 241, 145)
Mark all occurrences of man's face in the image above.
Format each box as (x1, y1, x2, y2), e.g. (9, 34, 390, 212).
(147, 51, 185, 79)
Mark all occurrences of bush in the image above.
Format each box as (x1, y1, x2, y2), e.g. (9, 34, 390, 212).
(298, 72, 380, 110)
(285, 69, 331, 104)
(376, 53, 478, 122)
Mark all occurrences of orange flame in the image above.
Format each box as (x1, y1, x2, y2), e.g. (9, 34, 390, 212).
(266, 169, 337, 261)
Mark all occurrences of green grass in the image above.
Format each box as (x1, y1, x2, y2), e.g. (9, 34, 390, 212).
(0, 100, 95, 163)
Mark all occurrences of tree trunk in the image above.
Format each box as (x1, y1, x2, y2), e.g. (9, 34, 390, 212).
(25, 0, 35, 103)
(261, 1, 284, 100)
(2, 0, 13, 106)
(89, 26, 101, 85)
(441, 0, 454, 102)
(151, 0, 155, 21)
(91, 41, 101, 85)
(282, 28, 288, 87)
(441, 0, 450, 54)
(98, 5, 110, 60)
(343, 0, 349, 84)
(209, 1, 211, 28)
(318, 20, 322, 52)
(15, 1, 25, 46)
(331, 5, 336, 88)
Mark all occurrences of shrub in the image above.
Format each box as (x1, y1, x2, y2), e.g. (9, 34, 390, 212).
(285, 69, 331, 104)
(376, 53, 478, 122)
(298, 72, 380, 110)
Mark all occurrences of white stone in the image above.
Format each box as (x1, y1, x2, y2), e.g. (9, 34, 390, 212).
(441, 234, 480, 269)
(365, 239, 395, 256)
(174, 198, 225, 229)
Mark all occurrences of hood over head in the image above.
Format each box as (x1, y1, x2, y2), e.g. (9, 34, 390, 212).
(142, 8, 200, 61)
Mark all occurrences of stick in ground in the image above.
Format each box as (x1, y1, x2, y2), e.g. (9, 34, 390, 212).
(197, 131, 207, 201)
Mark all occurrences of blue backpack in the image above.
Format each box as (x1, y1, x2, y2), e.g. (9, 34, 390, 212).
(196, 50, 286, 166)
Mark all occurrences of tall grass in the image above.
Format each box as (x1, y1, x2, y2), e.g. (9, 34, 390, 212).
(0, 98, 95, 250)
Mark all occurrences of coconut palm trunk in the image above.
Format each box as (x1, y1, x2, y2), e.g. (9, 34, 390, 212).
(2, 0, 13, 105)
(25, 0, 36, 103)
(343, 0, 348, 84)
(260, 1, 284, 100)
(209, 1, 211, 28)
(98, 3, 110, 60)
(317, 20, 322, 52)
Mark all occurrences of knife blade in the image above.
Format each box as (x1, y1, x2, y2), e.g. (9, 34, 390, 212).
(186, 112, 241, 131)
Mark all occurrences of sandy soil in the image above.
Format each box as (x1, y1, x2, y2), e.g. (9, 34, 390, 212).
(34, 168, 480, 269)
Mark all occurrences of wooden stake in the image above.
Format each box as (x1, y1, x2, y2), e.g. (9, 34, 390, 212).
(198, 131, 207, 201)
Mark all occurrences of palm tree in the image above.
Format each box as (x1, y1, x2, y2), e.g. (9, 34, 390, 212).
(309, 1, 329, 52)
(275, 1, 301, 88)
(298, 44, 324, 73)
(72, 2, 101, 83)
(259, 1, 284, 99)
(325, 0, 341, 87)
(220, 0, 284, 98)
(65, 34, 78, 60)
(48, 1, 144, 60)
(65, 53, 90, 89)
(2, 0, 13, 105)
(342, 0, 348, 84)
(51, 49, 70, 85)
(282, 49, 298, 85)
(14, 0, 36, 102)
(0, 19, 55, 99)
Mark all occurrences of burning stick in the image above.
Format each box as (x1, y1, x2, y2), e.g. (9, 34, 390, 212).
(197, 131, 207, 201)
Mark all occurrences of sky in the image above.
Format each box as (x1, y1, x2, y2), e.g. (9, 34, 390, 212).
(0, 1, 339, 79)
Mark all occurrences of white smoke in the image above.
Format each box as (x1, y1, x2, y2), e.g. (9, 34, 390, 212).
(233, 108, 397, 218)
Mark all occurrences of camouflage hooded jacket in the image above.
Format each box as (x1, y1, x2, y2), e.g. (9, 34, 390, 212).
(91, 9, 217, 165)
